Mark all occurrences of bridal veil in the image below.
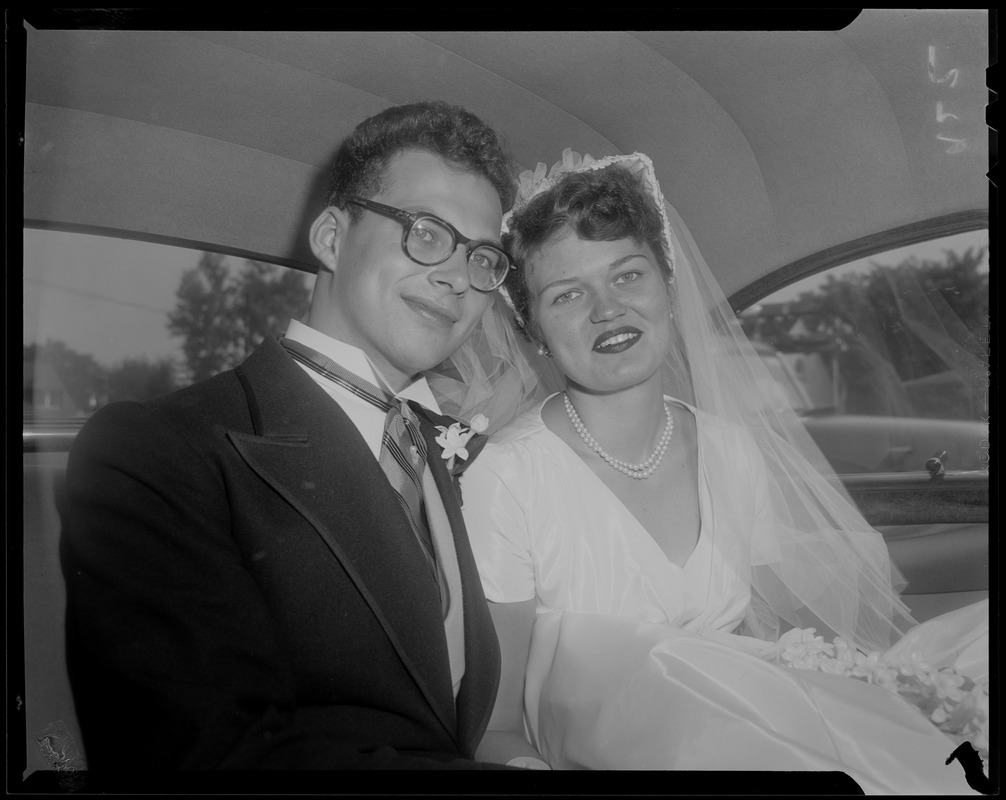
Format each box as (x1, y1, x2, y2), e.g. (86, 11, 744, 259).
(429, 149, 916, 653)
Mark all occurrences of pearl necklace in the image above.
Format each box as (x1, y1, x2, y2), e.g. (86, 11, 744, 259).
(563, 392, 674, 480)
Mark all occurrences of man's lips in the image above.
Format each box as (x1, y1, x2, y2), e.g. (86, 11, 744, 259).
(593, 326, 642, 353)
(403, 296, 460, 327)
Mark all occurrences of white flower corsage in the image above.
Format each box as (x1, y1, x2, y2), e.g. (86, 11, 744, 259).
(770, 628, 990, 760)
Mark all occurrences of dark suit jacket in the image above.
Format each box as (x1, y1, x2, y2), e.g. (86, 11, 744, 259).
(60, 337, 502, 771)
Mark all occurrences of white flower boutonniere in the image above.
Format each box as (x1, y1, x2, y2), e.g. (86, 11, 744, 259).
(435, 415, 488, 472)
(468, 414, 490, 434)
(434, 423, 473, 471)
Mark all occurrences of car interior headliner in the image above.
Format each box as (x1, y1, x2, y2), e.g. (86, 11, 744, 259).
(22, 12, 989, 299)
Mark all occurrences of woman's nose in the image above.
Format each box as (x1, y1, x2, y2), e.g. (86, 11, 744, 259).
(428, 245, 472, 294)
(590, 291, 625, 323)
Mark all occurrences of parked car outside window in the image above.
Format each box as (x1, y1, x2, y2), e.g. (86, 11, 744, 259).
(740, 230, 989, 476)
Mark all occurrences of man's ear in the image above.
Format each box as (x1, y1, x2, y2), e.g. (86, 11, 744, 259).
(309, 206, 351, 274)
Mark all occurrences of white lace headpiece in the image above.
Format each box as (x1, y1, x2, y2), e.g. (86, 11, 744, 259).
(498, 149, 677, 321)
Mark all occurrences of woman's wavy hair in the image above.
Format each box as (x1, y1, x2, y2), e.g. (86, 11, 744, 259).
(501, 164, 672, 340)
(323, 101, 516, 218)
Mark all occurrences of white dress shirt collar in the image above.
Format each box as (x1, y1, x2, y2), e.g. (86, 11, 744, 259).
(285, 320, 442, 414)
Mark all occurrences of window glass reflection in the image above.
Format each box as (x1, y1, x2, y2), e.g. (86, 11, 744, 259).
(740, 230, 989, 474)
(23, 230, 315, 418)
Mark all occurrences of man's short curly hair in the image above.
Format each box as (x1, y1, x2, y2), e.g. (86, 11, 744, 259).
(323, 101, 516, 219)
(501, 165, 671, 340)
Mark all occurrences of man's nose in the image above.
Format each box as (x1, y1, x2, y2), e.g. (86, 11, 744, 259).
(428, 245, 472, 293)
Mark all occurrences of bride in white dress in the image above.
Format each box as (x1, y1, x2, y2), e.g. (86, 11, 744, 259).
(447, 151, 989, 793)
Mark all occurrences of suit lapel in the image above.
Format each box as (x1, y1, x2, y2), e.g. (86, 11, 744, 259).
(409, 404, 502, 753)
(226, 338, 459, 738)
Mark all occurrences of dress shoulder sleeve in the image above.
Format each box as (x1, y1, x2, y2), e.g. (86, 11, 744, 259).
(459, 433, 538, 605)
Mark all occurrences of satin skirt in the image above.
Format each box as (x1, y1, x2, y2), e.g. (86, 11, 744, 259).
(523, 601, 988, 794)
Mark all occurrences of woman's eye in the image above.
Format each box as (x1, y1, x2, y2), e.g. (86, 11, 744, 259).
(615, 270, 642, 284)
(553, 290, 581, 304)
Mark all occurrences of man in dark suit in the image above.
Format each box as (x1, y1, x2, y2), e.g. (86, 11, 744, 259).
(61, 101, 520, 773)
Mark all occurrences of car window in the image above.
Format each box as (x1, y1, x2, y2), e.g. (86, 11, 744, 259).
(739, 230, 989, 475)
(23, 229, 315, 420)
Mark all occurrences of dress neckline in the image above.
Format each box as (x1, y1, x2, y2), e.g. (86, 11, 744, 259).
(532, 393, 708, 571)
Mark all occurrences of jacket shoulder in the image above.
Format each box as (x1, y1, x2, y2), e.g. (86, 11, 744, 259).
(74, 367, 252, 457)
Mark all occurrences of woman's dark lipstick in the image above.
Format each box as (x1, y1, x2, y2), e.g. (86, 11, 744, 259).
(593, 326, 642, 353)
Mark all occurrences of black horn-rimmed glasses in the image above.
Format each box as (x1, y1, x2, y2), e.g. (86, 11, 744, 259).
(347, 197, 515, 292)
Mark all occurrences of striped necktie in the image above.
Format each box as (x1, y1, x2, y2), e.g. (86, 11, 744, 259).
(281, 337, 448, 615)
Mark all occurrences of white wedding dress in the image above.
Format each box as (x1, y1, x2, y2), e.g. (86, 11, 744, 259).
(461, 398, 988, 794)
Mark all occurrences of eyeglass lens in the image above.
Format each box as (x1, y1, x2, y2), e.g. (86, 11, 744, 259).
(408, 217, 507, 290)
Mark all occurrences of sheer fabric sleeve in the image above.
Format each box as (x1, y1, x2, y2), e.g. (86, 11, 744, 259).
(460, 440, 537, 604)
(704, 413, 912, 649)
